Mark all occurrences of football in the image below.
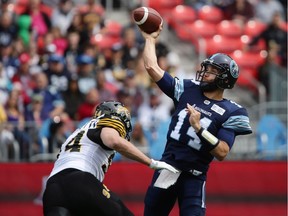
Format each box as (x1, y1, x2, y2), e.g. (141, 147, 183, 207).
(132, 7, 163, 34)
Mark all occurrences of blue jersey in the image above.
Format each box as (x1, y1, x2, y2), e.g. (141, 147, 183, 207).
(156, 72, 252, 173)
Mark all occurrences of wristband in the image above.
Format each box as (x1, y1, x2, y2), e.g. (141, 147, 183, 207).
(196, 127, 220, 151)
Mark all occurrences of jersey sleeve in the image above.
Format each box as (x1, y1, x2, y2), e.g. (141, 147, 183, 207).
(222, 108, 252, 136)
(156, 71, 185, 102)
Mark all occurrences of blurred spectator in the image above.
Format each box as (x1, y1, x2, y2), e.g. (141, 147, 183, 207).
(61, 75, 85, 120)
(254, 0, 285, 24)
(76, 54, 97, 94)
(0, 102, 16, 161)
(117, 120, 150, 161)
(51, 0, 75, 36)
(0, 11, 18, 47)
(64, 30, 81, 75)
(130, 121, 149, 156)
(133, 55, 152, 89)
(104, 42, 126, 83)
(0, 62, 13, 105)
(187, 0, 215, 10)
(67, 13, 89, 47)
(12, 37, 26, 57)
(16, 13, 31, 47)
(122, 5, 145, 47)
(137, 87, 171, 131)
(77, 0, 105, 17)
(248, 12, 287, 66)
(45, 53, 70, 92)
(257, 49, 287, 100)
(5, 89, 31, 160)
(28, 40, 41, 66)
(121, 69, 144, 117)
(95, 69, 118, 102)
(32, 72, 65, 121)
(41, 0, 58, 8)
(24, 93, 43, 126)
(121, 26, 141, 69)
(223, 0, 255, 25)
(11, 52, 35, 105)
(50, 26, 68, 55)
(156, 41, 170, 59)
(39, 30, 55, 57)
(166, 51, 188, 80)
(0, 0, 18, 21)
(47, 115, 66, 153)
(22, 0, 51, 35)
(67, 11, 82, 31)
(0, 30, 18, 78)
(116, 88, 134, 114)
(83, 42, 106, 73)
(76, 87, 99, 121)
(24, 93, 44, 154)
(77, 0, 105, 45)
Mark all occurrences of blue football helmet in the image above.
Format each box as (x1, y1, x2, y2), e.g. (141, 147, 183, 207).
(196, 53, 239, 91)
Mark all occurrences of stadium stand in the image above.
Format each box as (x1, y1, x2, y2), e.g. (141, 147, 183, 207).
(0, 1, 287, 216)
(0, 0, 286, 162)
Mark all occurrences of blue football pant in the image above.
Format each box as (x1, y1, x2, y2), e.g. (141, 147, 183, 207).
(144, 171, 206, 216)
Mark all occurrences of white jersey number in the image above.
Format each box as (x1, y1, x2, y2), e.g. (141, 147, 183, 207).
(170, 109, 211, 150)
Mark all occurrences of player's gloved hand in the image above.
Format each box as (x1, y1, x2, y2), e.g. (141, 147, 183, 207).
(149, 159, 179, 173)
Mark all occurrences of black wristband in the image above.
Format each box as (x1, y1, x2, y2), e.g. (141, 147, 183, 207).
(196, 127, 220, 151)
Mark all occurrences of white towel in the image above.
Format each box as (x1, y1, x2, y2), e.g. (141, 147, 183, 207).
(153, 169, 181, 189)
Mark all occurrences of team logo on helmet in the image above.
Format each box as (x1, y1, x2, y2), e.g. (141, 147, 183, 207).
(230, 60, 239, 78)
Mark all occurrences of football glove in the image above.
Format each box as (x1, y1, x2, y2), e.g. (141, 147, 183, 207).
(149, 159, 179, 173)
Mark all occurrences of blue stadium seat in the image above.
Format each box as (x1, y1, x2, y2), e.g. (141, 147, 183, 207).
(144, 118, 170, 160)
(256, 115, 287, 160)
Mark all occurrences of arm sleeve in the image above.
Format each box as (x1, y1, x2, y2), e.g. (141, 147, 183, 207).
(156, 71, 184, 102)
(222, 108, 252, 136)
(217, 128, 236, 149)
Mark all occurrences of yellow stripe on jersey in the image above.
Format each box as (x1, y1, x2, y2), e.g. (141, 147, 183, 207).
(97, 117, 127, 139)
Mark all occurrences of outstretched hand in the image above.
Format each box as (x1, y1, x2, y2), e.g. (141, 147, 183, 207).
(149, 159, 179, 173)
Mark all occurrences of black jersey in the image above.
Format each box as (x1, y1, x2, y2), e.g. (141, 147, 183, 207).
(156, 72, 252, 173)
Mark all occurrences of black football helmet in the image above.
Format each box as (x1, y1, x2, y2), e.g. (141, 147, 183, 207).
(94, 101, 132, 139)
(196, 53, 239, 91)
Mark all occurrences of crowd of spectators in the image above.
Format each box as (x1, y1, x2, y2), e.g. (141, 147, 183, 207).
(0, 0, 180, 161)
(0, 0, 287, 161)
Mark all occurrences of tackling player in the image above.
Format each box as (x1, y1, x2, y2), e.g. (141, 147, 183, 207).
(42, 101, 178, 216)
(140, 27, 252, 216)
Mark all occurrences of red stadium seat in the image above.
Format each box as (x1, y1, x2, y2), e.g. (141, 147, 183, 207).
(148, 0, 183, 11)
(148, 0, 183, 25)
(236, 68, 259, 92)
(216, 20, 243, 38)
(190, 20, 217, 38)
(177, 20, 217, 44)
(104, 20, 123, 38)
(230, 50, 267, 70)
(90, 34, 121, 51)
(243, 20, 266, 37)
(197, 5, 223, 23)
(201, 35, 243, 56)
(231, 50, 267, 92)
(240, 35, 266, 52)
(169, 5, 197, 29)
(174, 25, 193, 41)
